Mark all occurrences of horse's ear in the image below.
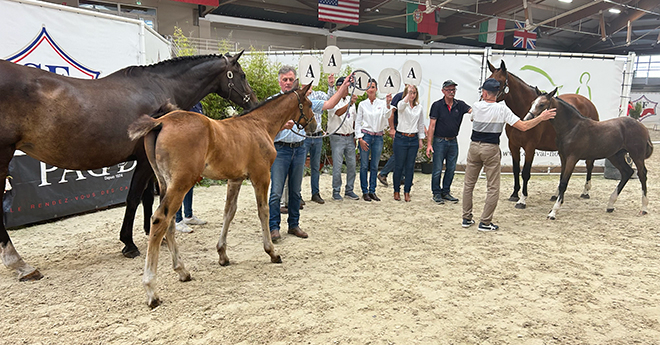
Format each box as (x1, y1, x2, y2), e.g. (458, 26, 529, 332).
(487, 60, 496, 72)
(534, 86, 541, 96)
(548, 87, 558, 98)
(229, 50, 244, 64)
(500, 60, 507, 73)
(302, 82, 312, 94)
(292, 79, 300, 90)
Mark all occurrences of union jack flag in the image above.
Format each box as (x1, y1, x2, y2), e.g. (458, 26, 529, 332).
(513, 21, 537, 50)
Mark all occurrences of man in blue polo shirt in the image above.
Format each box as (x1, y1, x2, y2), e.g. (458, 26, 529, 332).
(268, 66, 352, 242)
(426, 80, 472, 205)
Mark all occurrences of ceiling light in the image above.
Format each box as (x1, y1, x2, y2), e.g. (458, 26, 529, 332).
(608, 8, 621, 14)
(558, 0, 572, 3)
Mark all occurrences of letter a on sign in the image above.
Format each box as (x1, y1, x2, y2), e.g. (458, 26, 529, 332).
(299, 56, 320, 86)
(378, 68, 401, 94)
(402, 60, 422, 86)
(322, 45, 342, 74)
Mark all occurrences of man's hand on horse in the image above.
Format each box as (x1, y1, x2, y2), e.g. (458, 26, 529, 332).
(540, 108, 557, 121)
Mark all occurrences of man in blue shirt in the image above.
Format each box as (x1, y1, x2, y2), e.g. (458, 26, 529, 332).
(269, 66, 351, 242)
(426, 80, 472, 205)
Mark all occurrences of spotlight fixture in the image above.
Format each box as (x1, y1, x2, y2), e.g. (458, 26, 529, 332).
(558, 0, 572, 3)
(608, 8, 621, 14)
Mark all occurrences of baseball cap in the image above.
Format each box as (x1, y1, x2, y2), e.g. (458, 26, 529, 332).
(336, 77, 346, 87)
(480, 78, 501, 92)
(442, 80, 458, 88)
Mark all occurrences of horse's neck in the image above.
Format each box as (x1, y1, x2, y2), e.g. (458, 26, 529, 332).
(247, 93, 299, 139)
(552, 99, 583, 135)
(505, 76, 537, 119)
(129, 57, 228, 110)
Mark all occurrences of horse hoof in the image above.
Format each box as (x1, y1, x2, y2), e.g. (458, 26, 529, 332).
(580, 194, 590, 199)
(219, 259, 230, 267)
(18, 269, 44, 282)
(515, 203, 526, 209)
(508, 196, 520, 202)
(272, 255, 282, 264)
(180, 274, 192, 282)
(549, 196, 558, 201)
(547, 216, 556, 220)
(148, 298, 162, 309)
(639, 211, 648, 216)
(606, 208, 615, 213)
(122, 245, 141, 258)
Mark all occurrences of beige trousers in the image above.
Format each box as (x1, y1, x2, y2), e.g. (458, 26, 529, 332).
(462, 141, 501, 225)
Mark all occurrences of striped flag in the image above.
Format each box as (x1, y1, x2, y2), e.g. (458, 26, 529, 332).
(478, 18, 505, 45)
(513, 21, 537, 49)
(406, 3, 438, 35)
(318, 0, 360, 26)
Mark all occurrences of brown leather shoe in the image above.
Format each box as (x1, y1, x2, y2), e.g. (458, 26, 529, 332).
(362, 193, 372, 202)
(287, 226, 308, 238)
(271, 229, 281, 242)
(368, 193, 381, 201)
(404, 193, 411, 202)
(280, 206, 288, 214)
(393, 192, 401, 201)
(377, 174, 388, 186)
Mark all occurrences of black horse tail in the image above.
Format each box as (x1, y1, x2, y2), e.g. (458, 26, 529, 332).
(646, 136, 654, 160)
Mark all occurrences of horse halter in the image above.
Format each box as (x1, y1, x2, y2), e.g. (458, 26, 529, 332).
(221, 55, 252, 106)
(293, 89, 314, 128)
(495, 72, 510, 102)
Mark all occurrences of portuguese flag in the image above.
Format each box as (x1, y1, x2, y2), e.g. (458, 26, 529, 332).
(406, 3, 438, 35)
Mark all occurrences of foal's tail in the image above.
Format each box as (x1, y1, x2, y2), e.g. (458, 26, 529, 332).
(128, 115, 161, 141)
(646, 136, 654, 160)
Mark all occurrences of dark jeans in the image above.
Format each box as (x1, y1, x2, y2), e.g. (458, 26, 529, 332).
(269, 143, 306, 231)
(175, 188, 194, 223)
(359, 133, 384, 194)
(393, 132, 418, 194)
(431, 137, 458, 196)
(305, 136, 323, 196)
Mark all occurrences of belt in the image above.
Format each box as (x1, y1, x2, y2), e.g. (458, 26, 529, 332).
(333, 133, 353, 137)
(361, 129, 384, 136)
(309, 131, 323, 137)
(437, 136, 456, 141)
(275, 141, 304, 148)
(397, 131, 417, 138)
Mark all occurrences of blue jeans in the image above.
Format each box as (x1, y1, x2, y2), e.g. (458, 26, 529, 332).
(393, 133, 418, 194)
(359, 133, 384, 194)
(329, 134, 357, 195)
(379, 144, 404, 181)
(431, 137, 459, 196)
(305, 136, 323, 196)
(269, 143, 306, 231)
(175, 188, 194, 223)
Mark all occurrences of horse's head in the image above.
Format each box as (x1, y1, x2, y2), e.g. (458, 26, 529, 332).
(216, 51, 259, 110)
(292, 83, 318, 133)
(525, 87, 557, 120)
(486, 60, 509, 102)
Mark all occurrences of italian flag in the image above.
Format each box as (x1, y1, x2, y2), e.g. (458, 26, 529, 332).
(478, 18, 505, 45)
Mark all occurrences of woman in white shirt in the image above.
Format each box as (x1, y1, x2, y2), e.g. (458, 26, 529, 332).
(356, 79, 392, 202)
(393, 84, 425, 202)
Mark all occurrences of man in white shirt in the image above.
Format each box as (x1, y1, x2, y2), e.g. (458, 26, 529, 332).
(462, 78, 555, 232)
(327, 77, 358, 201)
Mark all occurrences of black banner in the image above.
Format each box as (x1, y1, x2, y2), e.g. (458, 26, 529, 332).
(2, 153, 134, 228)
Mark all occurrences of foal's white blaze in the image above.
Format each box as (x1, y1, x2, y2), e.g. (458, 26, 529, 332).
(1, 241, 38, 279)
(528, 97, 543, 118)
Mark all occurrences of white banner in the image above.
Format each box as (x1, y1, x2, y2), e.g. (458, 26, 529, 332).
(0, 0, 170, 77)
(263, 49, 625, 167)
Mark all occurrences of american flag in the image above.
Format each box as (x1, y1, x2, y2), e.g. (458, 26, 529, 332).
(318, 0, 360, 26)
(513, 21, 537, 50)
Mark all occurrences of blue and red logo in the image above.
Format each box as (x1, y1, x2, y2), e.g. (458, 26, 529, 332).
(5, 26, 100, 79)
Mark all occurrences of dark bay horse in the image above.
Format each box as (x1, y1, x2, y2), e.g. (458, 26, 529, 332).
(128, 84, 316, 308)
(526, 89, 653, 219)
(0, 53, 257, 281)
(487, 60, 600, 209)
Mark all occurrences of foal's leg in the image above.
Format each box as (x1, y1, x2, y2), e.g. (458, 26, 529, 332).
(580, 159, 594, 199)
(551, 154, 567, 202)
(252, 173, 281, 264)
(0, 149, 42, 281)
(548, 156, 577, 220)
(143, 190, 190, 308)
(516, 148, 535, 209)
(119, 156, 154, 258)
(217, 179, 243, 266)
(606, 151, 634, 213)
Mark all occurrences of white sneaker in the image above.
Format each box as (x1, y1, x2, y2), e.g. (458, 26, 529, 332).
(183, 215, 207, 225)
(175, 221, 193, 233)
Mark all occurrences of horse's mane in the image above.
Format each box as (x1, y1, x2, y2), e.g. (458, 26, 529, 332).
(236, 89, 300, 117)
(118, 53, 231, 77)
(507, 71, 536, 92)
(553, 95, 588, 118)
